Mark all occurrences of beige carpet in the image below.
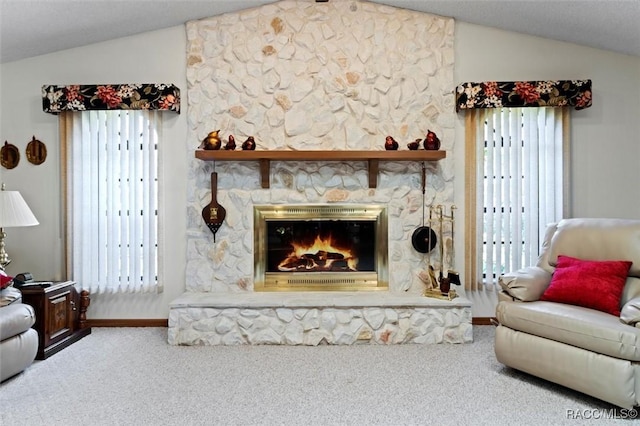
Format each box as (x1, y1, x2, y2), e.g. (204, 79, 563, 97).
(0, 326, 631, 425)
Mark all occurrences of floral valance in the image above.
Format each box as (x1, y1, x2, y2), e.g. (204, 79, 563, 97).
(455, 80, 591, 112)
(42, 84, 180, 114)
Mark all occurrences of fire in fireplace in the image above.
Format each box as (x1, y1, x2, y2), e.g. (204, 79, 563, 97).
(254, 204, 388, 291)
(270, 220, 374, 273)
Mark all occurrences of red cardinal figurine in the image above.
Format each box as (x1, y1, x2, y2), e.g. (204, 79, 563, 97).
(224, 135, 236, 150)
(407, 138, 421, 150)
(423, 130, 441, 150)
(242, 136, 256, 150)
(385, 135, 399, 150)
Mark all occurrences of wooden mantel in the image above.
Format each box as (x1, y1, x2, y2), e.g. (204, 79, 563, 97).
(195, 150, 446, 188)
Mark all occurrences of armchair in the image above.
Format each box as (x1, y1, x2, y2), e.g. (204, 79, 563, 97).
(0, 285, 38, 382)
(495, 218, 640, 409)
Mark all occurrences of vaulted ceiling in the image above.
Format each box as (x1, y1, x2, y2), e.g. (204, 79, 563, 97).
(1, 0, 638, 64)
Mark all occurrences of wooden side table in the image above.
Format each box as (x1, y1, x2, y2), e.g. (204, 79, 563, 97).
(20, 281, 91, 360)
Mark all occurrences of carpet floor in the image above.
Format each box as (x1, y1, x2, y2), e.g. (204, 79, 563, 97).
(0, 326, 634, 425)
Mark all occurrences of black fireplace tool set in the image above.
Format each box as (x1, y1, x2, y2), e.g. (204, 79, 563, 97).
(412, 162, 460, 297)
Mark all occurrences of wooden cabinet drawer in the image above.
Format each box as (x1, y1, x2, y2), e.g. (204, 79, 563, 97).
(21, 281, 91, 359)
(45, 289, 73, 346)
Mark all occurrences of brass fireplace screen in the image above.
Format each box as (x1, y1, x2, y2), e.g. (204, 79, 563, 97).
(254, 204, 388, 291)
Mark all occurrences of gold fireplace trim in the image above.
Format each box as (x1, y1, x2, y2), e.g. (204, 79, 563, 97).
(254, 204, 388, 292)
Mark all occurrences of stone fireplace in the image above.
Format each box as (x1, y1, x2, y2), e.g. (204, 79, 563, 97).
(168, 1, 472, 345)
(254, 204, 388, 291)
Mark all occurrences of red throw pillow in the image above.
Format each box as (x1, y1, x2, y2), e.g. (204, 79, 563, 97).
(0, 270, 13, 290)
(540, 255, 632, 316)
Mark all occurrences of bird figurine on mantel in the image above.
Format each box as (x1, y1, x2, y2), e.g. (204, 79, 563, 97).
(224, 135, 236, 150)
(423, 130, 441, 150)
(242, 136, 256, 150)
(200, 130, 222, 150)
(384, 135, 399, 150)
(407, 138, 421, 150)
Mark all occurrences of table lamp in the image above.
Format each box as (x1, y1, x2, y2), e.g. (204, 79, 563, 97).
(0, 183, 39, 270)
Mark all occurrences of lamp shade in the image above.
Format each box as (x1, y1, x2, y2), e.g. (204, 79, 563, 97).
(0, 191, 39, 227)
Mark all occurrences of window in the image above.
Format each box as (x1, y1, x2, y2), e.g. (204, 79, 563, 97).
(61, 110, 162, 294)
(465, 107, 568, 290)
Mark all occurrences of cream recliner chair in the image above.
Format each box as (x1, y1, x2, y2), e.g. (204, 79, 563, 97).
(495, 218, 640, 409)
(0, 286, 38, 382)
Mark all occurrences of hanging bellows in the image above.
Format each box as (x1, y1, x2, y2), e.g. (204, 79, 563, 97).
(202, 172, 226, 242)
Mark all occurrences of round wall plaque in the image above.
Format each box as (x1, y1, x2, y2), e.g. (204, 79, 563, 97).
(26, 136, 47, 165)
(1, 141, 20, 169)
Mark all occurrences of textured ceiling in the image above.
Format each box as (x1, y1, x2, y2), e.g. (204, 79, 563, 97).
(0, 0, 638, 64)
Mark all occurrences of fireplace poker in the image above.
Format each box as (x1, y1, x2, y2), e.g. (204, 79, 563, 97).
(437, 205, 444, 281)
(421, 162, 426, 235)
(427, 205, 438, 289)
(437, 205, 451, 294)
(447, 205, 461, 286)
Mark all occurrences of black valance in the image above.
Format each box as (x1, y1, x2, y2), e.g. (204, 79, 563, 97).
(455, 80, 591, 112)
(42, 84, 180, 114)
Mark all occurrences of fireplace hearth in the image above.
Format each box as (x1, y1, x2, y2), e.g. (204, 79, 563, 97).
(254, 204, 388, 291)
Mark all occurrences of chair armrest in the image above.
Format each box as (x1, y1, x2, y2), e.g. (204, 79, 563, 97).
(0, 303, 36, 341)
(620, 296, 640, 327)
(498, 290, 516, 302)
(498, 266, 552, 302)
(0, 286, 22, 307)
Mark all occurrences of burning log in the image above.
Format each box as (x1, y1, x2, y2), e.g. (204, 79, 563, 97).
(277, 233, 359, 272)
(329, 259, 350, 271)
(278, 250, 355, 272)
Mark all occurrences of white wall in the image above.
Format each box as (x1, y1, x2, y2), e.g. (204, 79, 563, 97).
(0, 26, 189, 319)
(1, 19, 639, 319)
(454, 22, 640, 316)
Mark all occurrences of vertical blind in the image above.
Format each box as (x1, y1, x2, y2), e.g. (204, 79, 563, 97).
(63, 110, 162, 294)
(467, 107, 567, 290)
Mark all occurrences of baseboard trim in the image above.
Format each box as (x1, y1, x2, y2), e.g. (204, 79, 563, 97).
(89, 318, 493, 328)
(87, 319, 168, 327)
(472, 317, 496, 325)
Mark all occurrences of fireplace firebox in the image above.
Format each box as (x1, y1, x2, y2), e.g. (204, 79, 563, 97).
(254, 204, 388, 291)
